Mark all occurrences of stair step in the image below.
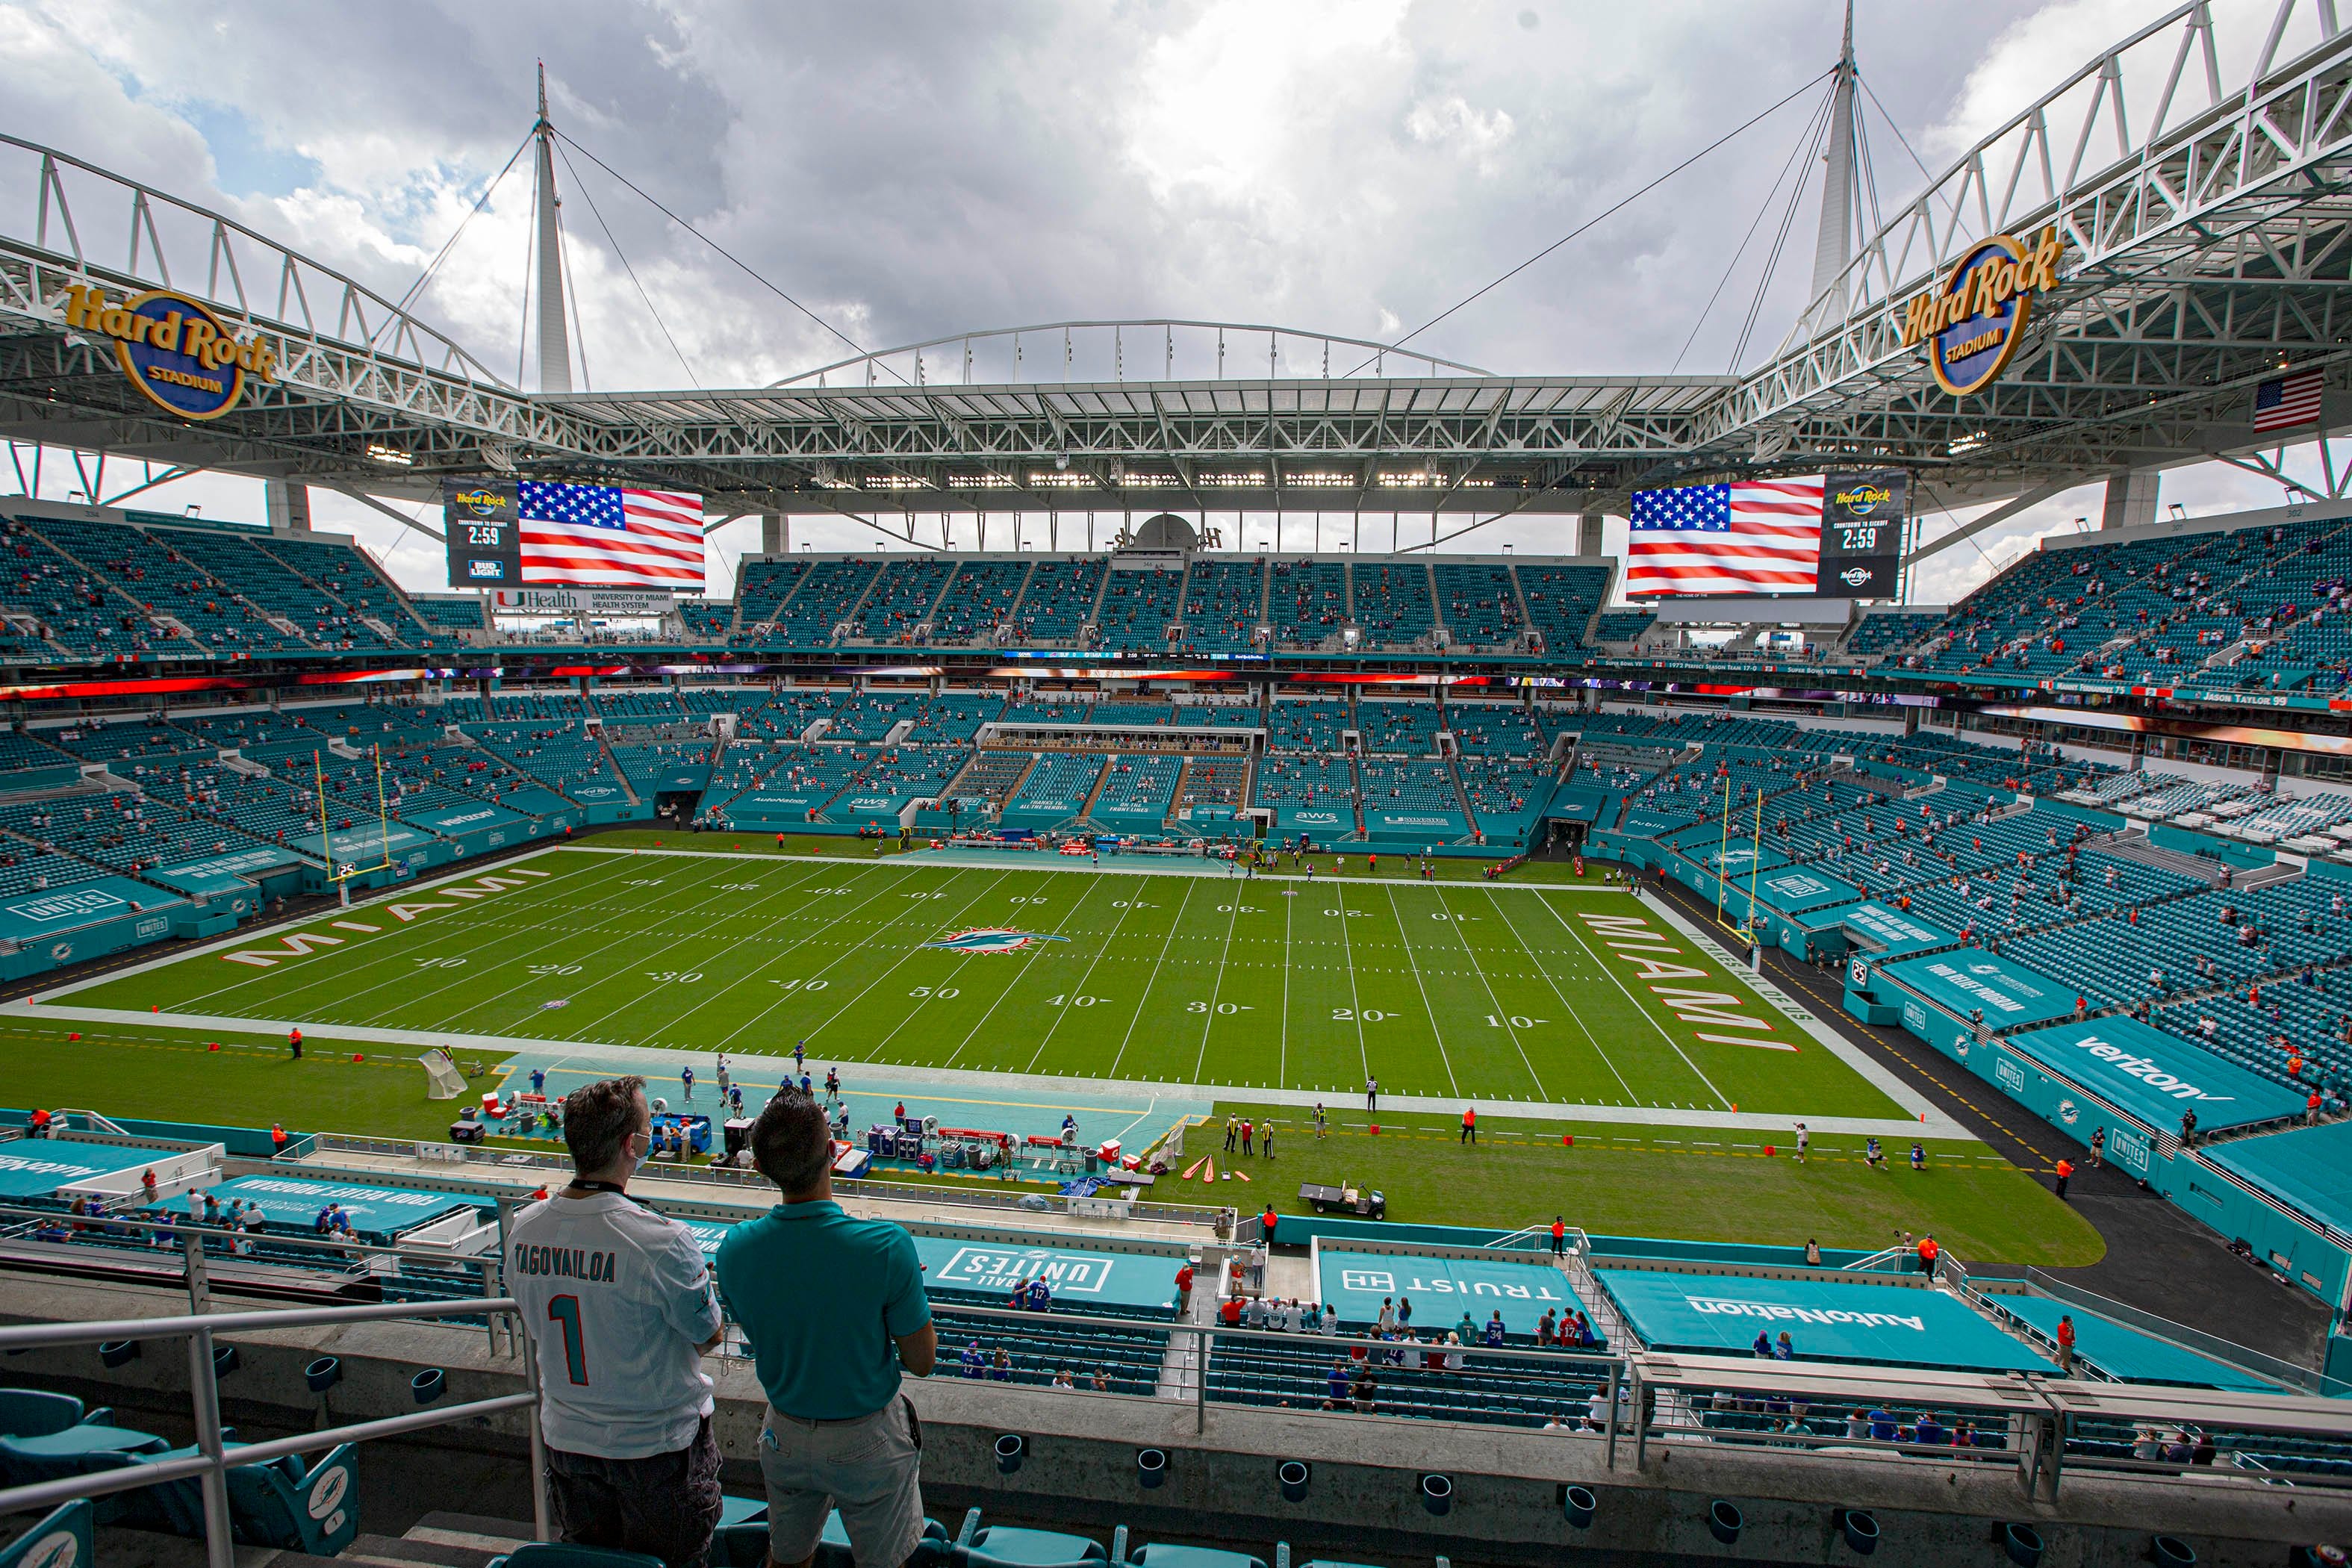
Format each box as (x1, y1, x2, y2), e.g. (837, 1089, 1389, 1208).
(406, 1516, 538, 1555)
(356, 1534, 500, 1568)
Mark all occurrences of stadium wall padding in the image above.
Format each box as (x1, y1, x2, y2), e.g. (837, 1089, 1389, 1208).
(0, 1110, 290, 1159)
(1871, 972, 2351, 1309)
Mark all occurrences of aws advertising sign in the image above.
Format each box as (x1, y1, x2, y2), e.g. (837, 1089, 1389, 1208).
(1899, 227, 2064, 397)
(59, 284, 278, 420)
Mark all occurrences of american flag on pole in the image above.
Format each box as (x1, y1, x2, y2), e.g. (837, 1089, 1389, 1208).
(2253, 369, 2324, 434)
(517, 481, 704, 589)
(1625, 476, 1825, 596)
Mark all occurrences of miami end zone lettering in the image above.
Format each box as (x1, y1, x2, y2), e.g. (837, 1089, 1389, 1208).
(222, 869, 547, 965)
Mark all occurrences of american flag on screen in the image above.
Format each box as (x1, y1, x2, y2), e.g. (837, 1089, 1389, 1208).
(1625, 476, 1824, 596)
(517, 481, 704, 589)
(2253, 369, 2324, 434)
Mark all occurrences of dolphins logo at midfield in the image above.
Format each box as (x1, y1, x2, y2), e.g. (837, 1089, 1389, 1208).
(920, 927, 1069, 955)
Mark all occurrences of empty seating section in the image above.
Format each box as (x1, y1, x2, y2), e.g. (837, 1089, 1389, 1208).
(1182, 559, 1266, 653)
(1208, 1337, 1602, 1426)
(1177, 755, 1248, 810)
(1590, 610, 1655, 644)
(610, 740, 715, 790)
(1267, 698, 1350, 753)
(0, 836, 112, 897)
(1357, 759, 1457, 812)
(1446, 703, 1547, 757)
(735, 559, 812, 627)
(679, 600, 735, 636)
(466, 723, 626, 800)
(945, 750, 1035, 812)
(849, 559, 953, 643)
(1268, 559, 1345, 648)
(591, 690, 688, 723)
(1844, 611, 1932, 656)
(764, 559, 879, 646)
(1253, 754, 1354, 815)
(936, 1310, 1167, 1396)
(253, 535, 425, 646)
(701, 740, 796, 804)
(903, 694, 1004, 745)
(741, 689, 840, 738)
(1457, 755, 1554, 837)
(1433, 563, 1522, 648)
(1358, 702, 1441, 756)
(931, 561, 1031, 644)
(824, 747, 963, 805)
(0, 730, 69, 775)
(998, 697, 1092, 727)
(1093, 755, 1182, 818)
(32, 719, 211, 766)
(1351, 561, 1434, 650)
(164, 530, 343, 648)
(25, 517, 251, 654)
(411, 597, 488, 632)
(1086, 700, 1179, 727)
(1095, 564, 1183, 651)
(1007, 752, 1110, 818)
(828, 694, 927, 742)
(1008, 557, 1104, 644)
(679, 688, 771, 717)
(1516, 564, 1611, 649)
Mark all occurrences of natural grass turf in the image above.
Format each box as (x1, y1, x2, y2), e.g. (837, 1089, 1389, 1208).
(57, 847, 1905, 1116)
(1204, 1101, 2105, 1268)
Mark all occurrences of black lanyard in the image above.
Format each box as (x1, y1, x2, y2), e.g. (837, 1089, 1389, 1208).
(567, 1180, 629, 1197)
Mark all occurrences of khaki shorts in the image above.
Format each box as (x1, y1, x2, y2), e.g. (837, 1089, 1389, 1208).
(758, 1399, 924, 1568)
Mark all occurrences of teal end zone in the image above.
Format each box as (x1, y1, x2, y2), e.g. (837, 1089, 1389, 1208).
(1593, 1268, 2053, 1374)
(205, 1175, 487, 1242)
(915, 1234, 1181, 1313)
(2205, 1121, 2352, 1242)
(1882, 949, 2087, 1027)
(0, 1139, 164, 1198)
(1315, 1249, 1589, 1336)
(1984, 1294, 2278, 1391)
(2004, 1016, 2307, 1133)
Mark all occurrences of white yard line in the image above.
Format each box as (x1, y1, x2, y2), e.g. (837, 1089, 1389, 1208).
(1483, 888, 1639, 1103)
(1107, 878, 1201, 1080)
(1381, 882, 1460, 1098)
(1434, 884, 1550, 1101)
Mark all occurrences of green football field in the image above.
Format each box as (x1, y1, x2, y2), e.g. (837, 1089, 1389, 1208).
(39, 846, 1907, 1118)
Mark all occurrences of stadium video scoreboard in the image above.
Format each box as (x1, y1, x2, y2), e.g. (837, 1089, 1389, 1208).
(445, 480, 520, 586)
(1817, 472, 1906, 598)
(1625, 469, 1908, 600)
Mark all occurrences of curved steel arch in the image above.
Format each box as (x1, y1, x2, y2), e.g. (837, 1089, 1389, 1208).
(768, 318, 1493, 389)
(0, 132, 514, 391)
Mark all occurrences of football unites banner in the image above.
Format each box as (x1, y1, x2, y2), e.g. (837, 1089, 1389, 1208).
(1626, 469, 1906, 599)
(444, 478, 705, 591)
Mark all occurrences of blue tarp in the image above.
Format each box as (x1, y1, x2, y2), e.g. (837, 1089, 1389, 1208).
(0, 1140, 158, 1198)
(0, 877, 182, 943)
(204, 1175, 486, 1242)
(1316, 1248, 1588, 1335)
(1988, 1295, 2277, 1391)
(913, 1235, 1178, 1313)
(1752, 866, 1863, 913)
(1882, 950, 2086, 1028)
(1835, 901, 1961, 956)
(1594, 1268, 2053, 1372)
(2003, 1017, 2308, 1133)
(2204, 1121, 2352, 1239)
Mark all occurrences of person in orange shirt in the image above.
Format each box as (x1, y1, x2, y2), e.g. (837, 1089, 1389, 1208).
(1916, 1235, 1938, 1276)
(2054, 1313, 2076, 1374)
(2053, 1157, 2075, 1201)
(1550, 1217, 1567, 1257)
(1460, 1106, 1478, 1145)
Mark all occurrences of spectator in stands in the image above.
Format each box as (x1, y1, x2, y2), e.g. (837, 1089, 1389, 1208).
(508, 1075, 723, 1568)
(718, 1091, 935, 1568)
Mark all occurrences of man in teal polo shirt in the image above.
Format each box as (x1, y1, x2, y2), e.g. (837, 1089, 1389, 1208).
(717, 1092, 936, 1568)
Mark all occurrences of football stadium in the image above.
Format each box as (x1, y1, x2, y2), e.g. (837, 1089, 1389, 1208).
(4, 4, 2352, 1567)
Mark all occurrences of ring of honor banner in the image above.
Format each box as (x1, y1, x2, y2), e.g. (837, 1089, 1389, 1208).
(1815, 470, 1907, 598)
(444, 480, 520, 587)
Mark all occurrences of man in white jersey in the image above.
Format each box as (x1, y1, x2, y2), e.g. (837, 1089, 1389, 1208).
(509, 1076, 724, 1568)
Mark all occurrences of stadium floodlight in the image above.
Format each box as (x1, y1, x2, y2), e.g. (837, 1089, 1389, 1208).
(366, 443, 413, 466)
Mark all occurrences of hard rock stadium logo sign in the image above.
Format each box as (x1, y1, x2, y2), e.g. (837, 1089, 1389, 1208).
(920, 928, 1069, 954)
(1899, 227, 2064, 399)
(57, 284, 278, 420)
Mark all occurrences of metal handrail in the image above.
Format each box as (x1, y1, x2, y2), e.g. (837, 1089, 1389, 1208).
(0, 1296, 547, 1568)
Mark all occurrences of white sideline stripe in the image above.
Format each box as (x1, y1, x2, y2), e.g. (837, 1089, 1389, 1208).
(0, 1001, 1967, 1140)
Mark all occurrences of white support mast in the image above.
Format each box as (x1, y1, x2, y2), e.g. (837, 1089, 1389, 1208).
(1807, 0, 1860, 321)
(531, 62, 574, 394)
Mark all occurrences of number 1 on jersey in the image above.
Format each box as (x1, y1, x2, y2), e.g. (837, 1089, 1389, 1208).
(547, 1295, 589, 1384)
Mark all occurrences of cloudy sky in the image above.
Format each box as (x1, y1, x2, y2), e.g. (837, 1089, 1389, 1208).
(0, 0, 2336, 604)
